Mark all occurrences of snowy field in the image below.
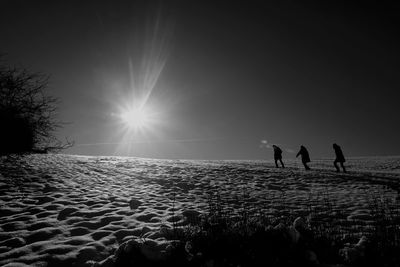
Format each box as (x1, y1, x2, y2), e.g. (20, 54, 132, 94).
(0, 154, 399, 266)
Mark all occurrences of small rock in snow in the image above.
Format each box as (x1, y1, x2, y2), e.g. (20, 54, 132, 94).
(129, 198, 142, 210)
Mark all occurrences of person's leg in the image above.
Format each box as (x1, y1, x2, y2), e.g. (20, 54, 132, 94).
(280, 159, 285, 168)
(306, 163, 310, 170)
(275, 159, 279, 168)
(334, 160, 340, 172)
(303, 161, 310, 170)
(341, 162, 346, 173)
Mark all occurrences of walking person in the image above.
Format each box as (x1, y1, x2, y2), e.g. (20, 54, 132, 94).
(333, 143, 346, 172)
(296, 145, 311, 170)
(273, 145, 285, 168)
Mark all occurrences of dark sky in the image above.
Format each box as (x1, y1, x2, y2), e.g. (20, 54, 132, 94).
(1, 0, 399, 159)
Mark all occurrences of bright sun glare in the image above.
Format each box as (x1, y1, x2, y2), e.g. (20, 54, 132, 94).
(120, 107, 150, 130)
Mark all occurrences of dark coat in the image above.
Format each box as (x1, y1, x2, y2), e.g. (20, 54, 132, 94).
(273, 146, 283, 160)
(296, 146, 310, 163)
(333, 144, 345, 162)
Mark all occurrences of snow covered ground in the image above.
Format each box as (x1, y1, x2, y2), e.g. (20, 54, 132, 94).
(0, 154, 399, 266)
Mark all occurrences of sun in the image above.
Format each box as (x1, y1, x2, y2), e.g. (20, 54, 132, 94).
(120, 107, 150, 130)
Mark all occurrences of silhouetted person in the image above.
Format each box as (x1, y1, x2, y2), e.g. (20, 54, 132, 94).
(296, 145, 311, 170)
(333, 143, 346, 172)
(272, 145, 285, 168)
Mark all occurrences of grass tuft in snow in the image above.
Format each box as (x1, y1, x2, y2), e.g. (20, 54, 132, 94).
(96, 186, 400, 267)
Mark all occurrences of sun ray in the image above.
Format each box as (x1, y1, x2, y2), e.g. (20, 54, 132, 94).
(108, 6, 174, 156)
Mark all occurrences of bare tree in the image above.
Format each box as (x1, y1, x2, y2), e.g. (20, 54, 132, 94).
(0, 61, 73, 154)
